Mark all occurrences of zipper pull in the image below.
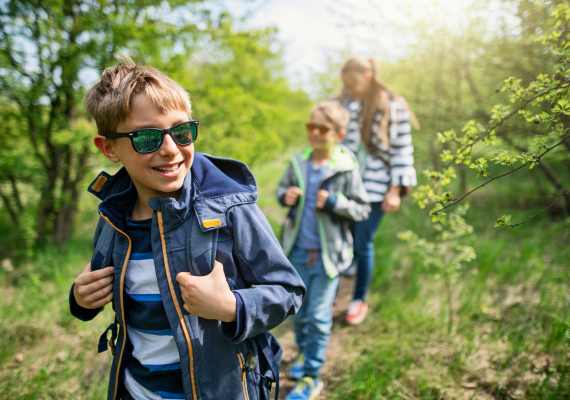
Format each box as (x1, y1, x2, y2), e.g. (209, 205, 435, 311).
(246, 352, 256, 370)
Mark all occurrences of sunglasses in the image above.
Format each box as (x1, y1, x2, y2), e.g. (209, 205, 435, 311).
(103, 120, 199, 154)
(305, 122, 334, 135)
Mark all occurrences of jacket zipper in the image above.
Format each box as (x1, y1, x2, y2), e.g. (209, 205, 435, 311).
(236, 352, 251, 400)
(288, 157, 306, 254)
(99, 213, 132, 400)
(157, 211, 199, 400)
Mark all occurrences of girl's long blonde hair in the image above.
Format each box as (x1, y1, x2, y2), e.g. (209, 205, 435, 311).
(339, 57, 418, 150)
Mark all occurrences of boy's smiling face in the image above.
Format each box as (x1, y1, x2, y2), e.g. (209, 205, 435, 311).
(97, 94, 194, 206)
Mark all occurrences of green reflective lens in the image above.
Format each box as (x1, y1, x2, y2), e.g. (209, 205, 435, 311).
(171, 122, 197, 145)
(132, 129, 163, 154)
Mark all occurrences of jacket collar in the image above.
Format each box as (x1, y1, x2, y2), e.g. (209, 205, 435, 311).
(294, 144, 358, 178)
(88, 152, 257, 232)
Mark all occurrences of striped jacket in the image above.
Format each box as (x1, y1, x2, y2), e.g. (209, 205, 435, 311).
(341, 98, 417, 202)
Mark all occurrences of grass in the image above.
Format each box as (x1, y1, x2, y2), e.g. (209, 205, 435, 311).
(326, 199, 570, 399)
(0, 237, 113, 399)
(0, 157, 568, 399)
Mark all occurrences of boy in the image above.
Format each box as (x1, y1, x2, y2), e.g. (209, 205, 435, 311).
(69, 59, 305, 400)
(276, 101, 370, 400)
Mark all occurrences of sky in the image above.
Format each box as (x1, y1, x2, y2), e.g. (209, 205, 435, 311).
(227, 0, 514, 91)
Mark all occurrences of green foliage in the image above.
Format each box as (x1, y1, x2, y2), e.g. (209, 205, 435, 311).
(171, 16, 311, 165)
(394, 1, 569, 334)
(329, 205, 570, 399)
(0, 2, 310, 256)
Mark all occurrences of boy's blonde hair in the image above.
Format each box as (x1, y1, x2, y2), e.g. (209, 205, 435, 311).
(311, 100, 349, 133)
(86, 57, 191, 134)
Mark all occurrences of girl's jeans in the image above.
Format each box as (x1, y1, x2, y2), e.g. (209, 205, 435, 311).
(353, 202, 384, 301)
(289, 246, 339, 378)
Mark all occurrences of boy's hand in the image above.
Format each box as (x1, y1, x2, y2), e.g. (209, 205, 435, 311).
(382, 187, 401, 213)
(284, 186, 303, 206)
(176, 261, 237, 323)
(316, 190, 330, 209)
(73, 264, 114, 309)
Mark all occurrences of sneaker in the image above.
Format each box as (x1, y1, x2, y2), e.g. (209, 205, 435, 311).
(287, 355, 305, 380)
(345, 300, 368, 325)
(285, 376, 324, 400)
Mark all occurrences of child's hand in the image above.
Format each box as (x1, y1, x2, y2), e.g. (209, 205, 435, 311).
(284, 186, 303, 206)
(176, 261, 237, 323)
(73, 263, 114, 309)
(316, 190, 330, 209)
(382, 188, 401, 213)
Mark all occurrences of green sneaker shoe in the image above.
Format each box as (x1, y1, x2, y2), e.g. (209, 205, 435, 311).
(287, 354, 305, 380)
(285, 376, 323, 400)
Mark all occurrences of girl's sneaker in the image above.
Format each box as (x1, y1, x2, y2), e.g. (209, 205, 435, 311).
(345, 300, 368, 325)
(285, 376, 324, 400)
(287, 355, 305, 380)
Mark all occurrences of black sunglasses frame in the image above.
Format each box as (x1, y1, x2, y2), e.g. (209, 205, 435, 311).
(103, 120, 199, 154)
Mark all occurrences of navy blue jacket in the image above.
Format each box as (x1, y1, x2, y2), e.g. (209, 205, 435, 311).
(69, 153, 305, 400)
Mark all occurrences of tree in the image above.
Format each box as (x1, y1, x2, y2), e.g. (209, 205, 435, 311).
(0, 1, 310, 254)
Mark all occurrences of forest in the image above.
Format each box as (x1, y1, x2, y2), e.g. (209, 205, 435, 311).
(0, 0, 568, 398)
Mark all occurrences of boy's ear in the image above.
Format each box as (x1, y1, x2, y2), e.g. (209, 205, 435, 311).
(336, 129, 346, 142)
(94, 135, 120, 162)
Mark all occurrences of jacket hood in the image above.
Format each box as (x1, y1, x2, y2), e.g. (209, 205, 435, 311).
(295, 144, 359, 173)
(87, 152, 257, 232)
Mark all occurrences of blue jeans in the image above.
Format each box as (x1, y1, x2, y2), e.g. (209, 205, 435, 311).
(289, 246, 339, 378)
(353, 202, 384, 301)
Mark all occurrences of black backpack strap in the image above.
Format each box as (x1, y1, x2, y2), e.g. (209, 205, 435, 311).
(254, 333, 283, 400)
(98, 319, 118, 353)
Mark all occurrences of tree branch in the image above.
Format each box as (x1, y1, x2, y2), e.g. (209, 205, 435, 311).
(462, 80, 570, 151)
(0, 186, 20, 226)
(434, 133, 570, 214)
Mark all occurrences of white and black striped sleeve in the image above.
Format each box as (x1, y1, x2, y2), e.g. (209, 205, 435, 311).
(389, 100, 417, 187)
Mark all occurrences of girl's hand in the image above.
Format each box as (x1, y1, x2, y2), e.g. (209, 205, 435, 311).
(73, 263, 114, 309)
(284, 186, 303, 206)
(316, 190, 330, 209)
(176, 261, 236, 322)
(382, 188, 401, 213)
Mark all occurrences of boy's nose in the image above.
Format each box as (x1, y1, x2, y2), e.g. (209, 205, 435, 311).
(158, 132, 179, 156)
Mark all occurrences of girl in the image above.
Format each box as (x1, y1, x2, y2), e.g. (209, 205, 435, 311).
(339, 57, 418, 325)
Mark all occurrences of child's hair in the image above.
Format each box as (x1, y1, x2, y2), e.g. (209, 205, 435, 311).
(339, 57, 419, 149)
(311, 100, 350, 133)
(85, 56, 191, 135)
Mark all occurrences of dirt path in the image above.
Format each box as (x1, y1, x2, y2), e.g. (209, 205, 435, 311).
(276, 276, 361, 399)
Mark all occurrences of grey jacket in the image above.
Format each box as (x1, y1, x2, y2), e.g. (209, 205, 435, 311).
(276, 145, 370, 277)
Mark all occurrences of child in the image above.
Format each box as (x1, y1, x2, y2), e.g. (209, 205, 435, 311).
(276, 101, 370, 400)
(69, 59, 305, 400)
(338, 57, 417, 326)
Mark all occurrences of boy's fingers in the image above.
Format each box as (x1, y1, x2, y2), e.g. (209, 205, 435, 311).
(209, 261, 226, 280)
(176, 272, 194, 287)
(84, 284, 113, 303)
(75, 266, 114, 285)
(81, 275, 113, 295)
(90, 293, 113, 309)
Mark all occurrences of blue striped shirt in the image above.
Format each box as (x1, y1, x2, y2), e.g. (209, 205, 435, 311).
(123, 218, 184, 400)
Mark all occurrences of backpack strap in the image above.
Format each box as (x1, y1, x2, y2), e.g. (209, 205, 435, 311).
(98, 319, 118, 353)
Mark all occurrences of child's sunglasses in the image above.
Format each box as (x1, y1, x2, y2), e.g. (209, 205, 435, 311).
(103, 120, 199, 154)
(305, 122, 333, 135)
